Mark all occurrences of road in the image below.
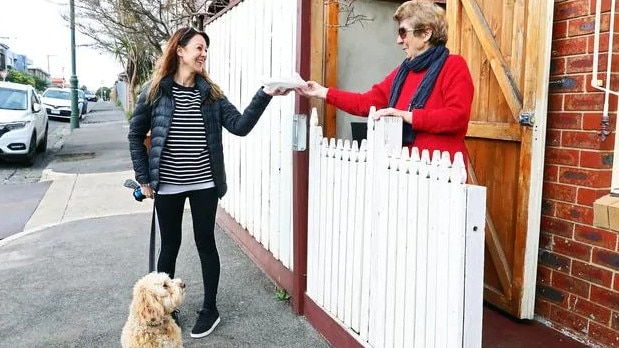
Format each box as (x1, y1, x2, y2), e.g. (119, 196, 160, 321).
(0, 101, 128, 239)
(0, 101, 121, 184)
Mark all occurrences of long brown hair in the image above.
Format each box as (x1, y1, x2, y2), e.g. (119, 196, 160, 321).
(147, 27, 224, 104)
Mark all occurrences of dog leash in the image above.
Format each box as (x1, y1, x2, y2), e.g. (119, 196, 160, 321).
(149, 202, 156, 273)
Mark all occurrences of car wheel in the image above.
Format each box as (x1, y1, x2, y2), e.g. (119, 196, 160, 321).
(24, 133, 37, 166)
(36, 124, 48, 153)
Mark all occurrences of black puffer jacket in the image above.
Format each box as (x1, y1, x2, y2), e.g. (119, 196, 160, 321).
(128, 75, 272, 198)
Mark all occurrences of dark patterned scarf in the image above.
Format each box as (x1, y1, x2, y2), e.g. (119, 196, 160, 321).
(388, 44, 449, 145)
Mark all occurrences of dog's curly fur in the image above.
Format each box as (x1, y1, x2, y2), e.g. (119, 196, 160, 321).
(121, 272, 186, 348)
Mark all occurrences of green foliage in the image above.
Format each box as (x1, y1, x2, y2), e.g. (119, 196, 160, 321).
(275, 289, 290, 302)
(32, 75, 49, 92)
(96, 86, 111, 100)
(6, 70, 35, 88)
(4, 69, 49, 91)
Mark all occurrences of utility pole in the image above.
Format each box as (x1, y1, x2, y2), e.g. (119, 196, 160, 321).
(69, 0, 79, 130)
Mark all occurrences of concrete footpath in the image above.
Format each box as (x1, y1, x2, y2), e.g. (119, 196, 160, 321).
(0, 105, 328, 348)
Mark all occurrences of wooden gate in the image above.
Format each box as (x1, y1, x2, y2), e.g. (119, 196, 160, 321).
(447, 0, 554, 317)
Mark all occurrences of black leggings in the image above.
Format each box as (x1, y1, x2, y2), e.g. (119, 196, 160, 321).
(155, 187, 220, 309)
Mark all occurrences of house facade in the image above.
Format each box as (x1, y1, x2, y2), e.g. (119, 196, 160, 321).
(0, 42, 32, 72)
(538, 1, 619, 346)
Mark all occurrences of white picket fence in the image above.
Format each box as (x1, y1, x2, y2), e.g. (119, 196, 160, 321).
(306, 107, 487, 348)
(205, 0, 297, 269)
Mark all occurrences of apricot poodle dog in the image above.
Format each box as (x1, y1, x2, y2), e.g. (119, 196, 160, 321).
(121, 272, 186, 348)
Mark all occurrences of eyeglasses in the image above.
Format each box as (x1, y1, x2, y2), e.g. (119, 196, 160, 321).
(398, 27, 415, 40)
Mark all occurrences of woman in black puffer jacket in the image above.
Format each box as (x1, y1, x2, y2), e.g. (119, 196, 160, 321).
(128, 26, 289, 339)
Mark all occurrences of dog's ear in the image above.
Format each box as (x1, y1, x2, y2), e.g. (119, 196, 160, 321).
(132, 283, 165, 324)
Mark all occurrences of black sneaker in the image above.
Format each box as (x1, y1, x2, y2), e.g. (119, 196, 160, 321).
(190, 308, 220, 338)
(171, 309, 180, 326)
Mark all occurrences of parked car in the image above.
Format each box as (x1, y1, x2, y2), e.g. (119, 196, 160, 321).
(84, 90, 98, 102)
(78, 90, 89, 115)
(0, 81, 49, 165)
(40, 87, 84, 120)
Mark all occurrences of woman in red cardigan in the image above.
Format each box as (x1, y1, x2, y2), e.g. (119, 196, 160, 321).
(298, 0, 474, 163)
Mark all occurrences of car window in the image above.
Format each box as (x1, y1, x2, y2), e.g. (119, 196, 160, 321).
(43, 89, 71, 99)
(0, 88, 28, 110)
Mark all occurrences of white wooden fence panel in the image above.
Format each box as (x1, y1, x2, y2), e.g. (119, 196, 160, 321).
(205, 0, 295, 270)
(306, 107, 486, 348)
(307, 109, 322, 300)
(344, 140, 358, 328)
(351, 143, 367, 333)
(259, 0, 272, 248)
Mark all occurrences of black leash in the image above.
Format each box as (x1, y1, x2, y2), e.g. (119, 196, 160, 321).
(149, 202, 156, 273)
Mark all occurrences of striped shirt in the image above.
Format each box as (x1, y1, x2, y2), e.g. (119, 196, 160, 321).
(159, 83, 213, 187)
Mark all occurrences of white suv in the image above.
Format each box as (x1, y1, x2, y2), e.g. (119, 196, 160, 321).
(0, 81, 49, 165)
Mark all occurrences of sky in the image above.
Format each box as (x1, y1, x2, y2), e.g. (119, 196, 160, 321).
(0, 0, 124, 90)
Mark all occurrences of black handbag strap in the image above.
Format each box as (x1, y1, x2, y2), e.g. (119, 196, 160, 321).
(149, 203, 156, 273)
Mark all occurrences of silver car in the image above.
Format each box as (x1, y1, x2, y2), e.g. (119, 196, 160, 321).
(0, 81, 49, 165)
(41, 87, 84, 120)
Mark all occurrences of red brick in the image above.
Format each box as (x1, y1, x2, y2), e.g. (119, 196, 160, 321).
(556, 201, 595, 224)
(553, 235, 593, 261)
(575, 224, 618, 250)
(572, 259, 614, 287)
(541, 216, 575, 237)
(613, 312, 619, 331)
(591, 285, 619, 311)
(539, 250, 572, 273)
(565, 55, 593, 73)
(563, 130, 614, 150)
(577, 187, 611, 206)
(564, 93, 606, 111)
(583, 113, 617, 131)
(588, 321, 619, 348)
(593, 248, 619, 271)
(545, 147, 580, 166)
(543, 182, 578, 202)
(615, 274, 619, 291)
(550, 75, 586, 93)
(554, 20, 569, 39)
(540, 231, 554, 250)
(553, 37, 589, 56)
(559, 167, 612, 188)
(553, 270, 592, 298)
(535, 298, 552, 318)
(569, 14, 611, 36)
(548, 94, 564, 112)
(554, 0, 590, 21)
(555, 201, 594, 225)
(542, 198, 558, 216)
(546, 129, 562, 147)
(552, 57, 567, 75)
(544, 165, 560, 182)
(547, 112, 582, 130)
(568, 294, 612, 324)
(580, 150, 614, 169)
(549, 304, 589, 332)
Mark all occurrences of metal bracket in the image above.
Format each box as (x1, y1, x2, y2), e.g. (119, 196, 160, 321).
(519, 112, 535, 127)
(292, 113, 307, 151)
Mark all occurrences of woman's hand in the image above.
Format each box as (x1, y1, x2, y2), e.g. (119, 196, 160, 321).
(296, 81, 328, 99)
(141, 184, 154, 199)
(263, 87, 293, 96)
(373, 107, 413, 124)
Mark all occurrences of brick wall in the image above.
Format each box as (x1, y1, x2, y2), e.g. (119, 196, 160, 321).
(539, 0, 619, 346)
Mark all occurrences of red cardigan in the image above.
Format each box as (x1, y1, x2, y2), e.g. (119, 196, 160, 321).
(326, 55, 474, 164)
